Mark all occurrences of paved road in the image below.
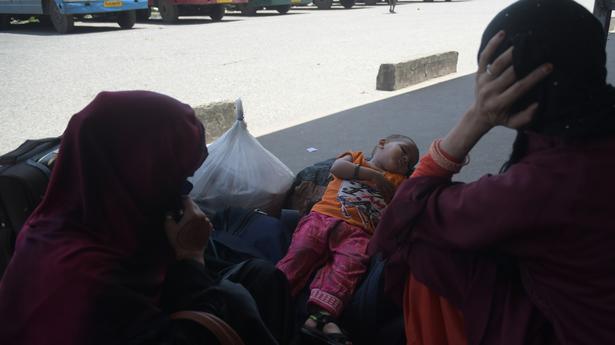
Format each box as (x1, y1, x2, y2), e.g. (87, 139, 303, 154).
(0, 0, 597, 155)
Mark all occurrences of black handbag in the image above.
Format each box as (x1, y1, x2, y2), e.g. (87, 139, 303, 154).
(0, 137, 61, 278)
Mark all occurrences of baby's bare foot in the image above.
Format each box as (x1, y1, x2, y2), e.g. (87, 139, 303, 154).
(322, 321, 343, 335)
(303, 317, 351, 344)
(304, 317, 317, 329)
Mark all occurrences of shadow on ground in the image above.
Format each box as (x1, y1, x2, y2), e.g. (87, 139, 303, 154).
(258, 73, 516, 183)
(259, 33, 615, 182)
(0, 21, 147, 35)
(224, 11, 305, 17)
(0, 16, 243, 35)
(145, 17, 243, 24)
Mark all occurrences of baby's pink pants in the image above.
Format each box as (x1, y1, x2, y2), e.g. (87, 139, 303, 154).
(276, 212, 370, 317)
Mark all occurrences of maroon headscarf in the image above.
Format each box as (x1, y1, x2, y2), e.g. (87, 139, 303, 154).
(0, 91, 207, 345)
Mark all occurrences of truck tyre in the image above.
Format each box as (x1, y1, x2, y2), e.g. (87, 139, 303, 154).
(117, 10, 136, 28)
(210, 4, 224, 21)
(136, 7, 151, 21)
(313, 0, 332, 9)
(276, 5, 290, 13)
(340, 0, 354, 8)
(49, 0, 74, 34)
(0, 15, 10, 30)
(159, 0, 179, 23)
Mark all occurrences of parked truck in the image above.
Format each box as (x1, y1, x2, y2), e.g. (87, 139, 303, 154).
(0, 0, 147, 33)
(139, 0, 247, 23)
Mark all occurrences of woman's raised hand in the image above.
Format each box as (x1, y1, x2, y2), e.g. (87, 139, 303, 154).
(472, 30, 553, 130)
(440, 31, 553, 161)
(164, 197, 213, 265)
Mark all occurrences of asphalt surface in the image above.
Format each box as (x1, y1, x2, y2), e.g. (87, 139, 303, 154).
(0, 0, 596, 156)
(258, 73, 519, 182)
(261, 27, 615, 183)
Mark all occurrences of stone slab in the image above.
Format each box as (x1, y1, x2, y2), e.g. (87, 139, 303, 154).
(193, 101, 236, 144)
(376, 51, 459, 91)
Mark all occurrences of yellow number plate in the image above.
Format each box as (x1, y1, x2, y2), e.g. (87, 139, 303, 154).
(291, 0, 300, 3)
(103, 0, 122, 7)
(217, 0, 232, 3)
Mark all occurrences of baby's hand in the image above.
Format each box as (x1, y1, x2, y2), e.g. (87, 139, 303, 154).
(164, 197, 213, 264)
(371, 172, 395, 202)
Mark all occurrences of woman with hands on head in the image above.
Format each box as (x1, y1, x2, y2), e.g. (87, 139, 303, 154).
(0, 90, 293, 345)
(369, 1, 615, 344)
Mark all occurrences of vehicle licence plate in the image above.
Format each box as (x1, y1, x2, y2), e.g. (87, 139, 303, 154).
(103, 0, 122, 7)
(291, 0, 300, 3)
(217, 0, 232, 3)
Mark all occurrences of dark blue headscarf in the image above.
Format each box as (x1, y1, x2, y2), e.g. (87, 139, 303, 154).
(479, 0, 615, 142)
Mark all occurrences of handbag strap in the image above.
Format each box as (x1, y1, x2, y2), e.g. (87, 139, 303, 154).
(170, 311, 245, 345)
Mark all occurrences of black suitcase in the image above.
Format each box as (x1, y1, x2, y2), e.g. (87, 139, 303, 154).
(0, 137, 61, 278)
(205, 207, 299, 273)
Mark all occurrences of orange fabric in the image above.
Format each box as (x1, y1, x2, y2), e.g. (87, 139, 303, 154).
(411, 153, 453, 177)
(411, 153, 455, 179)
(404, 275, 467, 345)
(311, 151, 405, 234)
(404, 145, 467, 345)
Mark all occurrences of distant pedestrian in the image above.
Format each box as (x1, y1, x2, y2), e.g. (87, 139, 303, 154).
(388, 0, 396, 13)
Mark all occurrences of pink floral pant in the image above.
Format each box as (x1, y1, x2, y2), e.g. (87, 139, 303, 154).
(276, 212, 370, 317)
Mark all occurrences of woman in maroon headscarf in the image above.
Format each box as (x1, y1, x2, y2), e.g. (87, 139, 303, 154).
(0, 91, 293, 345)
(370, 1, 615, 344)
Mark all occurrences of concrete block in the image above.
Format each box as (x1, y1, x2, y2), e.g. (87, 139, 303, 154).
(377, 51, 459, 91)
(193, 101, 236, 144)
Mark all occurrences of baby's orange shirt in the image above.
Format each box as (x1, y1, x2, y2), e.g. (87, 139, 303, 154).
(311, 151, 406, 234)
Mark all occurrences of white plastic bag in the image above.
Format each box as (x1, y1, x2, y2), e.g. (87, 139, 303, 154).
(190, 99, 295, 216)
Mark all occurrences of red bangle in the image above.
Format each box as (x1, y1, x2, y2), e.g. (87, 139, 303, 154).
(428, 139, 470, 173)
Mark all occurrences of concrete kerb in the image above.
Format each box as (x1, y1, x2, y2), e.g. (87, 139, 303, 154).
(193, 101, 236, 144)
(376, 51, 459, 91)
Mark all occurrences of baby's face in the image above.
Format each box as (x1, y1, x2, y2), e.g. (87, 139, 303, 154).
(378, 140, 419, 175)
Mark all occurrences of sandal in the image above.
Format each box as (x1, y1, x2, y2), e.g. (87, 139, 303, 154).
(300, 311, 352, 345)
